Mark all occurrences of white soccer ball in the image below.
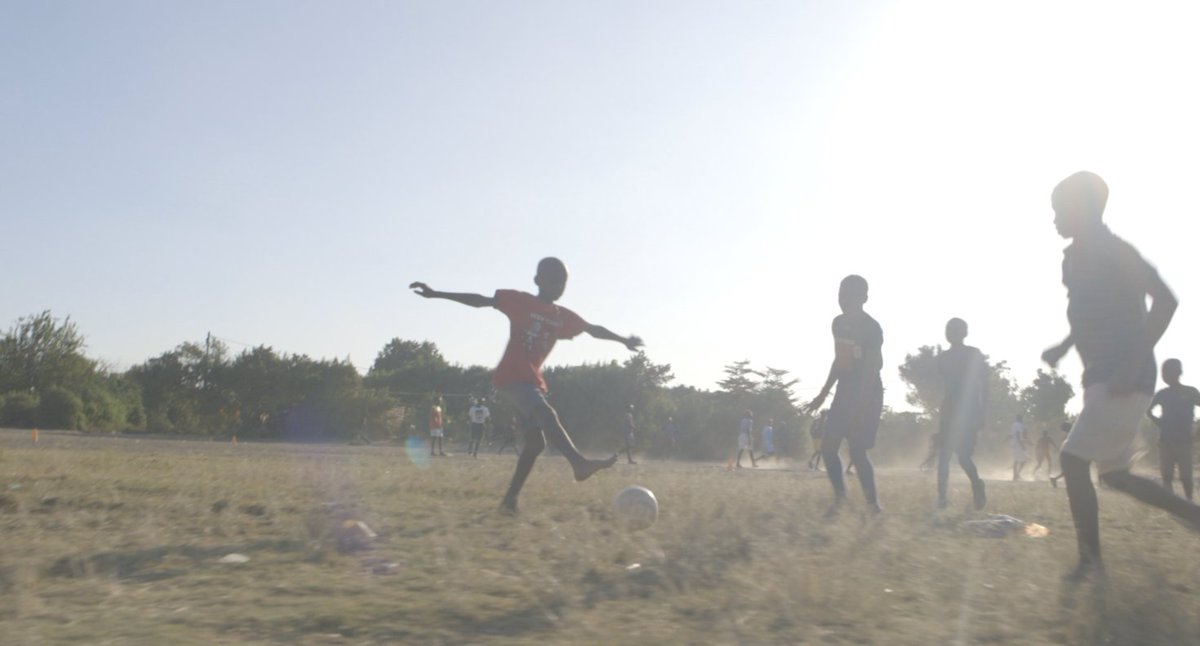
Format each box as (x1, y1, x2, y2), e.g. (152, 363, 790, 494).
(613, 485, 658, 530)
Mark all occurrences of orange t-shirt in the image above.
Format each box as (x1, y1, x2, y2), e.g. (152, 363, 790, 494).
(492, 290, 588, 392)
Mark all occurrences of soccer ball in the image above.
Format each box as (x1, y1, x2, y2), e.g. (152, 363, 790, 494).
(613, 485, 658, 530)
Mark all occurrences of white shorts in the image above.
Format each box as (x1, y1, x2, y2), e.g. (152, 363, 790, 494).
(430, 427, 444, 438)
(738, 432, 752, 450)
(1061, 384, 1153, 474)
(1011, 443, 1028, 463)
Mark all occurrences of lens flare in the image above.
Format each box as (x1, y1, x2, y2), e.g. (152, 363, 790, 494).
(405, 436, 431, 469)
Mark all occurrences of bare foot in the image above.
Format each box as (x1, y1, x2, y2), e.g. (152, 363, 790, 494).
(574, 454, 618, 482)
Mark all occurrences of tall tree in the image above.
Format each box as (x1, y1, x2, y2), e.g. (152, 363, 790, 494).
(0, 311, 95, 393)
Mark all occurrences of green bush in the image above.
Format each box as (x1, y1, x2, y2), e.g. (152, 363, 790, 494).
(1, 391, 39, 428)
(38, 387, 85, 430)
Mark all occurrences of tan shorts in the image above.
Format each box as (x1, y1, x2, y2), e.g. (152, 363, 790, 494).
(1061, 384, 1153, 474)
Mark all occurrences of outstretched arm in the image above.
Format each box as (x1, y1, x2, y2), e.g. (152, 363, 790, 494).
(585, 324, 643, 352)
(409, 282, 495, 308)
(1041, 334, 1074, 368)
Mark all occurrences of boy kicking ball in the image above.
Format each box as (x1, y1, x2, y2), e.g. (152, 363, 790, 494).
(411, 257, 642, 513)
(1041, 171, 1200, 582)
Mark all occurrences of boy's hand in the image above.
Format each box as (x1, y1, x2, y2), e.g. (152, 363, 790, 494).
(410, 282, 436, 297)
(1041, 343, 1069, 368)
(624, 336, 644, 352)
(802, 393, 828, 415)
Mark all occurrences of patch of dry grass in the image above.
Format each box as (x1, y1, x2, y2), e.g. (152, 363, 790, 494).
(2, 429, 1200, 645)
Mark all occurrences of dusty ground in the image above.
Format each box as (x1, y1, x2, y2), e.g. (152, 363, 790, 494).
(2, 428, 1199, 645)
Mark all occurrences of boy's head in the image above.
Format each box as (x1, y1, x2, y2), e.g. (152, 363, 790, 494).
(534, 257, 569, 301)
(945, 317, 968, 345)
(1052, 171, 1108, 238)
(745, 410, 753, 418)
(1163, 358, 1183, 385)
(838, 274, 869, 312)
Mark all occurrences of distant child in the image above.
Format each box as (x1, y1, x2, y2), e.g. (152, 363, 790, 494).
(622, 405, 637, 465)
(803, 275, 884, 515)
(1033, 428, 1054, 477)
(664, 416, 679, 459)
(411, 257, 642, 513)
(429, 398, 447, 457)
(1010, 415, 1029, 481)
(736, 410, 758, 468)
(807, 410, 829, 470)
(468, 398, 491, 458)
(935, 318, 988, 509)
(1147, 358, 1200, 501)
(1040, 171, 1200, 581)
(760, 418, 777, 462)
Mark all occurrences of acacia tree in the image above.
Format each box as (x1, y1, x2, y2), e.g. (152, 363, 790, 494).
(1019, 369, 1075, 429)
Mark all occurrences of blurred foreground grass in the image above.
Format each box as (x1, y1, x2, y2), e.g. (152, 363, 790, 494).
(2, 429, 1200, 645)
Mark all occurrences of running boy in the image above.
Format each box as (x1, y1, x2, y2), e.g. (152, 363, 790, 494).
(1041, 171, 1200, 581)
(411, 257, 641, 512)
(803, 275, 884, 515)
(1147, 358, 1200, 501)
(936, 317, 988, 510)
(736, 410, 758, 468)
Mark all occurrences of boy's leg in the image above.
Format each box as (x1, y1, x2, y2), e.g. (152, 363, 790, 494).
(1099, 468, 1200, 528)
(1061, 452, 1102, 573)
(1180, 445, 1195, 501)
(521, 389, 616, 481)
(736, 449, 744, 468)
(957, 447, 986, 510)
(848, 440, 878, 509)
(822, 435, 847, 505)
(501, 427, 546, 512)
(936, 442, 952, 507)
(1160, 448, 1176, 494)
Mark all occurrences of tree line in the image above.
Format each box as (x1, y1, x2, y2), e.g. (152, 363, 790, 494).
(0, 311, 1076, 464)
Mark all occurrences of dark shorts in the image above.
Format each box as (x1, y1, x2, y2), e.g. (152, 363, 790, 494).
(470, 423, 485, 439)
(499, 383, 561, 435)
(823, 377, 883, 452)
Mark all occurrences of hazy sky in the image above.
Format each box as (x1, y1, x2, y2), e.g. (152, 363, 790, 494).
(5, 1, 1200, 412)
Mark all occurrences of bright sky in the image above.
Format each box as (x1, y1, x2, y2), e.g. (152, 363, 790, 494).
(5, 1, 1200, 412)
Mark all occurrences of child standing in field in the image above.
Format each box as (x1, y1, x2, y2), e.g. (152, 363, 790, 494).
(1147, 358, 1200, 501)
(803, 275, 884, 516)
(622, 404, 637, 465)
(429, 398, 446, 457)
(1010, 415, 1029, 481)
(411, 257, 641, 513)
(760, 418, 777, 462)
(468, 398, 490, 458)
(936, 318, 988, 510)
(1041, 171, 1200, 581)
(736, 410, 758, 468)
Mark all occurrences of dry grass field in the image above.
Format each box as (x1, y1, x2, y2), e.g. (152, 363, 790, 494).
(2, 428, 1200, 645)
